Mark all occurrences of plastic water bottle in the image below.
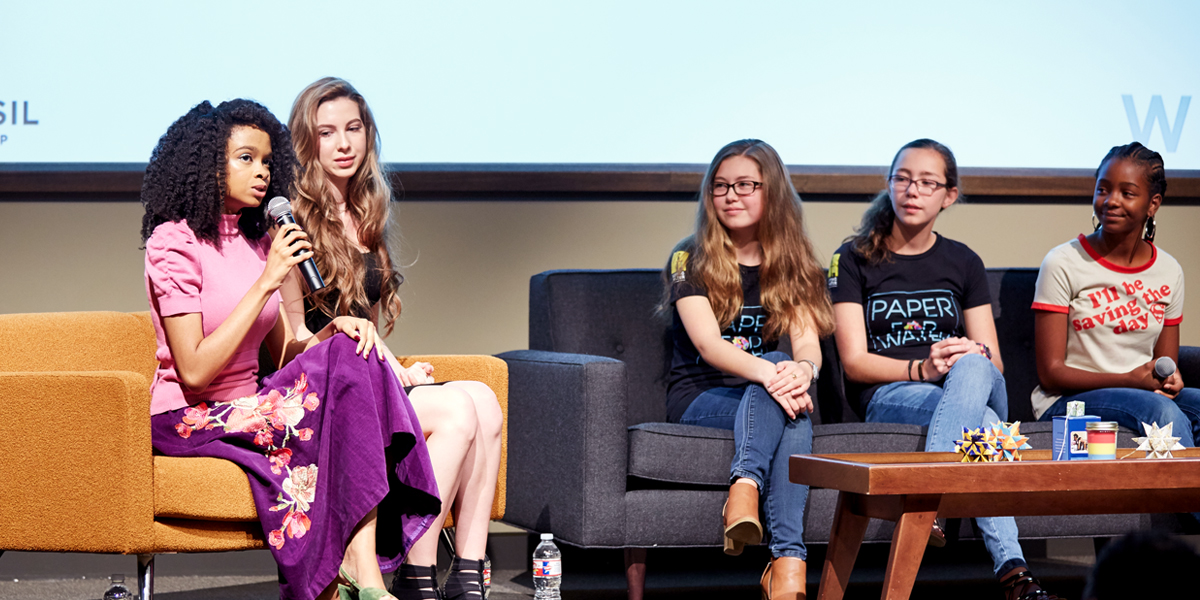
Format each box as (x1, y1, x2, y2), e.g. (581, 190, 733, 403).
(103, 574, 132, 600)
(532, 533, 562, 600)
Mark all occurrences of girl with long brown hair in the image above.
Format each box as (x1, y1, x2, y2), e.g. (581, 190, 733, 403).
(830, 139, 1057, 600)
(281, 77, 502, 600)
(663, 139, 832, 599)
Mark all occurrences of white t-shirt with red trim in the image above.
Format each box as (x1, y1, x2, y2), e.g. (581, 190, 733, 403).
(1029, 234, 1185, 419)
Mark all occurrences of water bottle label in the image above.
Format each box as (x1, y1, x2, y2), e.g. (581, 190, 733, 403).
(533, 558, 562, 577)
(483, 566, 491, 586)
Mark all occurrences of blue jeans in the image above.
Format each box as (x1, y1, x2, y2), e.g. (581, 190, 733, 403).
(678, 351, 812, 560)
(1039, 387, 1200, 448)
(865, 354, 1025, 576)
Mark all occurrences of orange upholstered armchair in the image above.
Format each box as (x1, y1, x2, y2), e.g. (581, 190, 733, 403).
(0, 311, 506, 599)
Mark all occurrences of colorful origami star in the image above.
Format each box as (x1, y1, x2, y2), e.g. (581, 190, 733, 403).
(1131, 421, 1185, 459)
(986, 421, 1033, 462)
(954, 427, 998, 463)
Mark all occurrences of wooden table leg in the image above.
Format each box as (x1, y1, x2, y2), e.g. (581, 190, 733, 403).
(817, 491, 870, 600)
(880, 494, 941, 600)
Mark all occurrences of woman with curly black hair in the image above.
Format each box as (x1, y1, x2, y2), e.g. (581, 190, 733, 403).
(141, 98, 438, 600)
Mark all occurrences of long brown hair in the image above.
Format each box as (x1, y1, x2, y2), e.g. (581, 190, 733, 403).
(663, 139, 834, 340)
(850, 138, 960, 264)
(289, 77, 403, 333)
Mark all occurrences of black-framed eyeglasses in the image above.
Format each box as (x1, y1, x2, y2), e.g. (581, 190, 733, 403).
(712, 181, 762, 196)
(888, 175, 950, 196)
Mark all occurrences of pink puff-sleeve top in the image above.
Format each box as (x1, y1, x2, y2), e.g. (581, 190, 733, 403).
(144, 216, 279, 415)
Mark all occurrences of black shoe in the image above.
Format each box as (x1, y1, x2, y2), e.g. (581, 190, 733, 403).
(390, 563, 443, 600)
(443, 557, 486, 600)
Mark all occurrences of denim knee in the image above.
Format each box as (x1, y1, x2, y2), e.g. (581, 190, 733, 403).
(761, 351, 792, 365)
(948, 353, 996, 377)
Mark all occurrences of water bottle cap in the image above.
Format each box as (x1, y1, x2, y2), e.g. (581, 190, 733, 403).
(540, 533, 554, 540)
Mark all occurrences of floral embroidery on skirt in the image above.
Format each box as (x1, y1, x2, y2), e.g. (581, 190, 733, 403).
(174, 374, 323, 549)
(151, 335, 439, 600)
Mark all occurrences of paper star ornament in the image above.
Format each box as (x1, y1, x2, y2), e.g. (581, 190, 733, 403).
(986, 421, 1033, 462)
(954, 427, 998, 462)
(1132, 421, 1185, 459)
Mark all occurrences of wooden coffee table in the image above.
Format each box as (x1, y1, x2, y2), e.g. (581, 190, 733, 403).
(790, 449, 1200, 600)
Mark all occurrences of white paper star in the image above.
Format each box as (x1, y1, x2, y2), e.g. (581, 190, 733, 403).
(1131, 421, 1185, 459)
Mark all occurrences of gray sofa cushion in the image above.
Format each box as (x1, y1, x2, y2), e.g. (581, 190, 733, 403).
(628, 422, 930, 486)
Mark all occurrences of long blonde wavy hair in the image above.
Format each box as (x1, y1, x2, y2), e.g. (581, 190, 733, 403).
(665, 139, 834, 340)
(289, 77, 403, 333)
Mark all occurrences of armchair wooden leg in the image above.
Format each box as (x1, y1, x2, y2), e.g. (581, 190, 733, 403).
(624, 547, 646, 600)
(138, 553, 155, 600)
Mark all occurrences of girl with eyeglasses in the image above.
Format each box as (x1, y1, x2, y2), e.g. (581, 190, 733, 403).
(661, 139, 833, 599)
(282, 77, 503, 600)
(1032, 143, 1199, 446)
(829, 139, 1058, 600)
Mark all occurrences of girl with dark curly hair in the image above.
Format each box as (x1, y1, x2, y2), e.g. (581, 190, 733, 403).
(141, 98, 438, 600)
(282, 77, 503, 600)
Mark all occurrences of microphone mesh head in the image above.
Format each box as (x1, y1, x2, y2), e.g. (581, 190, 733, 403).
(265, 196, 292, 220)
(1154, 356, 1177, 378)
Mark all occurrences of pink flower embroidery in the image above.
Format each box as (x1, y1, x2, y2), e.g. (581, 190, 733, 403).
(175, 423, 192, 439)
(253, 429, 274, 447)
(297, 428, 313, 442)
(282, 509, 312, 540)
(182, 403, 211, 428)
(303, 393, 320, 411)
(227, 407, 269, 434)
(268, 448, 293, 475)
(282, 465, 318, 512)
(268, 529, 285, 549)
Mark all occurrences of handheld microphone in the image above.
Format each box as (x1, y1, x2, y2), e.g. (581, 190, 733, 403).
(265, 196, 326, 292)
(1154, 356, 1177, 382)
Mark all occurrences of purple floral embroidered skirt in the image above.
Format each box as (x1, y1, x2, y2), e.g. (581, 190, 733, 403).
(151, 335, 440, 600)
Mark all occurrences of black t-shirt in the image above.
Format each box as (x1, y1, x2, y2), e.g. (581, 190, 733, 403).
(665, 249, 778, 422)
(304, 252, 383, 333)
(827, 234, 991, 410)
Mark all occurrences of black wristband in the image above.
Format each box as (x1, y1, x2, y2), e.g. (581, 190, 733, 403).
(907, 359, 915, 382)
(918, 359, 928, 382)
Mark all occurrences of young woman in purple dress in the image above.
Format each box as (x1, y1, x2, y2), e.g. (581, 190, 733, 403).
(141, 98, 439, 600)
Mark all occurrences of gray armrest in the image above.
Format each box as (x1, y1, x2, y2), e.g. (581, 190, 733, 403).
(1180, 346, 1200, 388)
(496, 350, 629, 546)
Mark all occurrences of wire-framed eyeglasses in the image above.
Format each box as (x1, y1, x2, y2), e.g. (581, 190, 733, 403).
(888, 175, 950, 196)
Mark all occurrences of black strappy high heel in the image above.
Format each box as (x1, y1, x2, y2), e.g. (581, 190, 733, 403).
(390, 563, 443, 600)
(442, 557, 486, 600)
(999, 569, 1059, 600)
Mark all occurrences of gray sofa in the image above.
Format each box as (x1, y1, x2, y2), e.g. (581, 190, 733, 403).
(497, 268, 1199, 596)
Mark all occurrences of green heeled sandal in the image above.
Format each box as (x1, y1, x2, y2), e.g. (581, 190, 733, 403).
(339, 566, 400, 600)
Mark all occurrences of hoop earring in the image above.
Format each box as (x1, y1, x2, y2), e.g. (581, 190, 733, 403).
(1144, 215, 1156, 243)
(1092, 212, 1101, 231)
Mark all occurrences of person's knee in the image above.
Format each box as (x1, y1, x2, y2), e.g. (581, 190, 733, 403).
(422, 388, 479, 442)
(951, 353, 993, 374)
(761, 351, 792, 365)
(460, 381, 503, 441)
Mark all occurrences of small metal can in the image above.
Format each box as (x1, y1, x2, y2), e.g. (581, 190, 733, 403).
(1086, 421, 1119, 460)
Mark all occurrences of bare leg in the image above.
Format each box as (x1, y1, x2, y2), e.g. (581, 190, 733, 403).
(405, 386, 479, 566)
(443, 381, 503, 560)
(319, 507, 395, 600)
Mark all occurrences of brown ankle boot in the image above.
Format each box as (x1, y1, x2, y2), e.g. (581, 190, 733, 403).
(723, 482, 762, 556)
(760, 557, 806, 600)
